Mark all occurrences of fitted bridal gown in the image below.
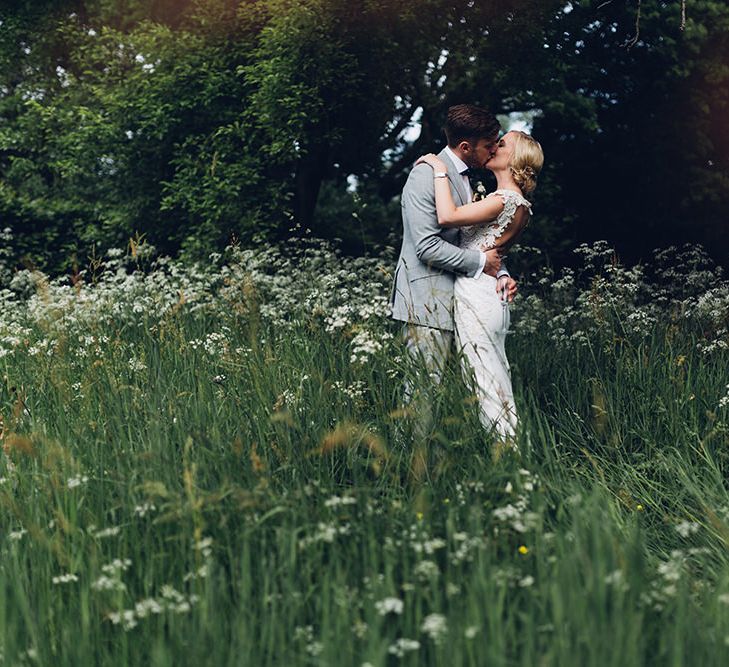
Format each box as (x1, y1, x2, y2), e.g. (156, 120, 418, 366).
(454, 189, 532, 440)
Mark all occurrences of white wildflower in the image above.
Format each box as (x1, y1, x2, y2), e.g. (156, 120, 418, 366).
(102, 559, 132, 574)
(67, 475, 89, 489)
(93, 526, 121, 538)
(183, 564, 209, 581)
(719, 384, 729, 409)
(446, 583, 461, 597)
(421, 613, 448, 642)
(128, 357, 147, 372)
(604, 569, 628, 591)
(350, 329, 383, 364)
(134, 502, 156, 517)
(375, 597, 404, 616)
(134, 598, 164, 617)
(195, 536, 214, 558)
(324, 494, 357, 508)
(421, 538, 447, 554)
(92, 576, 126, 592)
(657, 559, 682, 583)
(306, 641, 323, 657)
(298, 522, 349, 547)
(387, 638, 420, 657)
(675, 521, 700, 538)
(107, 609, 137, 631)
(352, 620, 368, 639)
(414, 560, 440, 580)
(161, 585, 185, 603)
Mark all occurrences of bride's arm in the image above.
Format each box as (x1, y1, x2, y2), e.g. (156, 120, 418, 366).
(434, 185, 504, 228)
(415, 153, 505, 227)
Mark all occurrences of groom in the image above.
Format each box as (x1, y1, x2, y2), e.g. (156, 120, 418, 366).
(390, 104, 517, 445)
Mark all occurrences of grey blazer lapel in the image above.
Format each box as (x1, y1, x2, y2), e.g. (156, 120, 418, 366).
(438, 149, 468, 206)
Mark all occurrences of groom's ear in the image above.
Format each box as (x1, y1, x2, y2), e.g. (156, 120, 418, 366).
(458, 140, 472, 153)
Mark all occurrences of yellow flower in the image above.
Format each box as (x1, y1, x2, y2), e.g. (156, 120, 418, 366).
(416, 512, 424, 521)
(636, 504, 644, 511)
(443, 498, 450, 504)
(518, 545, 529, 555)
(676, 355, 686, 367)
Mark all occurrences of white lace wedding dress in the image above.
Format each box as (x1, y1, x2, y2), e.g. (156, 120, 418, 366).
(454, 189, 532, 440)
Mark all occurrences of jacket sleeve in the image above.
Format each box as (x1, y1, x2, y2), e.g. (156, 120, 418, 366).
(403, 165, 483, 277)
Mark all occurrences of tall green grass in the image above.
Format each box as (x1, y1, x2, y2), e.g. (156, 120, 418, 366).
(0, 241, 728, 665)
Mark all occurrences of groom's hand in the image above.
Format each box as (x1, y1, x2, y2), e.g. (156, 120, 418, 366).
(482, 249, 501, 276)
(497, 276, 518, 302)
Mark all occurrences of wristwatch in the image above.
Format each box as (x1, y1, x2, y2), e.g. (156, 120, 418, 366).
(433, 171, 448, 179)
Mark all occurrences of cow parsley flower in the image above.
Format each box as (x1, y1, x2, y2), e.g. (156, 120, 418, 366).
(375, 597, 403, 616)
(67, 475, 89, 489)
(421, 614, 448, 642)
(387, 638, 420, 657)
(675, 521, 700, 538)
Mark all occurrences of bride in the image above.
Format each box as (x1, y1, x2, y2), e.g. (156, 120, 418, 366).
(416, 130, 544, 446)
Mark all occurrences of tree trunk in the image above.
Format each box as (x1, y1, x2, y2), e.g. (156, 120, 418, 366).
(293, 144, 329, 231)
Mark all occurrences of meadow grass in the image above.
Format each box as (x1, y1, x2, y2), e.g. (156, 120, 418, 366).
(0, 240, 728, 665)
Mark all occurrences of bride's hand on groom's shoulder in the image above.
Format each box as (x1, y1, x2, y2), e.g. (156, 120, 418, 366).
(415, 153, 445, 171)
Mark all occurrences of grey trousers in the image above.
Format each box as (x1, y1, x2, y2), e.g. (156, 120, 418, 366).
(402, 323, 454, 440)
(403, 323, 453, 386)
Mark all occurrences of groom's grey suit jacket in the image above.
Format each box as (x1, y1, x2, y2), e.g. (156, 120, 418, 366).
(390, 149, 483, 332)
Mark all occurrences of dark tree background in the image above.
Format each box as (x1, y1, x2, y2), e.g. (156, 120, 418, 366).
(0, 0, 727, 272)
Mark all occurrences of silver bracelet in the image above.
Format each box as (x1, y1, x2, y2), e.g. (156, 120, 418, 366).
(433, 171, 447, 179)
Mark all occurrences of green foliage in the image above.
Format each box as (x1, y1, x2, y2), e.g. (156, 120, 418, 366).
(0, 2, 283, 268)
(0, 0, 728, 271)
(531, 0, 729, 264)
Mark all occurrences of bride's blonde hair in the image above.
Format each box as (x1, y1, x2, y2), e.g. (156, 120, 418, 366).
(509, 131, 544, 196)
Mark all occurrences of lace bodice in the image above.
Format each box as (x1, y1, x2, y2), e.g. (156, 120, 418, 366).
(459, 189, 532, 251)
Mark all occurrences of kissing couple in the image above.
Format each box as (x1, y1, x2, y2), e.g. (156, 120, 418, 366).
(390, 104, 544, 454)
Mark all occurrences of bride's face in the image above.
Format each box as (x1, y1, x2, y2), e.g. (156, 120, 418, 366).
(486, 131, 516, 171)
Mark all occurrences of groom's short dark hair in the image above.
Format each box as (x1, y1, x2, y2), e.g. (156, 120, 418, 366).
(444, 104, 501, 147)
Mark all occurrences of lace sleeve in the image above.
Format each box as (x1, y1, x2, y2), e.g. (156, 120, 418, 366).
(481, 190, 532, 249)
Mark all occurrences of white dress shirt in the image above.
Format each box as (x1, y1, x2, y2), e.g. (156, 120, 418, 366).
(444, 146, 473, 201)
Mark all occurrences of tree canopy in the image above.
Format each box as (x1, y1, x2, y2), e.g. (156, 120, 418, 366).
(0, 0, 727, 271)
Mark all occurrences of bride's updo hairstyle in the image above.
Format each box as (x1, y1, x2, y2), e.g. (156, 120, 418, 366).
(509, 131, 544, 196)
